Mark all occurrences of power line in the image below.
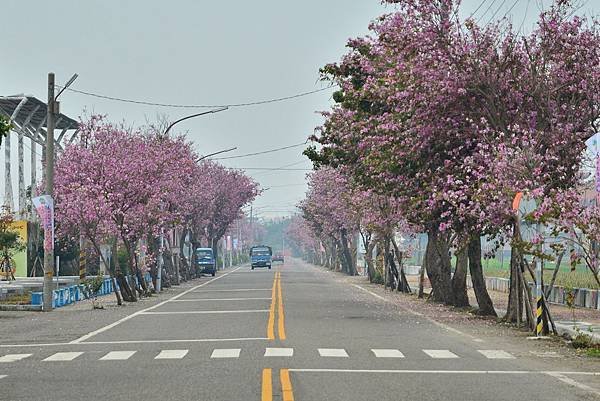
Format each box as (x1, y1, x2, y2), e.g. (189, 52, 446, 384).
(476, 0, 499, 23)
(58, 85, 336, 109)
(500, 0, 521, 20)
(236, 167, 311, 171)
(470, 0, 490, 19)
(517, 0, 531, 35)
(266, 183, 307, 188)
(252, 159, 311, 177)
(487, 0, 509, 23)
(213, 142, 307, 160)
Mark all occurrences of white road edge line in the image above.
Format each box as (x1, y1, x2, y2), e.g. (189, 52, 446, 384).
(352, 284, 482, 342)
(190, 288, 271, 292)
(169, 298, 272, 302)
(0, 337, 269, 347)
(81, 337, 269, 345)
(545, 372, 600, 397)
(70, 266, 244, 344)
(287, 369, 600, 375)
(140, 310, 269, 315)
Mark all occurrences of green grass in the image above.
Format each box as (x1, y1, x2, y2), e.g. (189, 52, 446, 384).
(481, 263, 599, 290)
(587, 348, 600, 358)
(403, 254, 599, 289)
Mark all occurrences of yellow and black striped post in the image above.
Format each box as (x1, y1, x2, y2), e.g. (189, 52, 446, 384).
(79, 237, 86, 281)
(536, 295, 543, 336)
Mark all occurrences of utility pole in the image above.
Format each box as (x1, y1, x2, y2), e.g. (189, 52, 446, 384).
(250, 206, 253, 244)
(42, 73, 56, 311)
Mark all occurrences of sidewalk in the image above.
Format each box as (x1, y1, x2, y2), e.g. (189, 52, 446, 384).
(404, 274, 600, 343)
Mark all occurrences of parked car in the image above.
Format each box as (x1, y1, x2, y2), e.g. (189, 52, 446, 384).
(250, 245, 272, 270)
(195, 247, 216, 276)
(272, 253, 284, 263)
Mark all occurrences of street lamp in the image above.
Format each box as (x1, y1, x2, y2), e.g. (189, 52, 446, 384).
(164, 107, 228, 136)
(197, 147, 237, 162)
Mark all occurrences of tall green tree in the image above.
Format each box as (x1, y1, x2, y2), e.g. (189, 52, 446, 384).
(0, 115, 11, 146)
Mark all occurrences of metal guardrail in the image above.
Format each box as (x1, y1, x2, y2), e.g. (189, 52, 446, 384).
(30, 273, 152, 308)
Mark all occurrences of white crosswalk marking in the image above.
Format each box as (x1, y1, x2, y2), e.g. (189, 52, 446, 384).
(155, 350, 189, 360)
(0, 354, 32, 363)
(423, 349, 459, 359)
(210, 348, 241, 359)
(99, 351, 136, 361)
(318, 348, 349, 357)
(265, 348, 294, 357)
(371, 349, 405, 358)
(0, 375, 6, 379)
(478, 350, 515, 359)
(43, 352, 84, 362)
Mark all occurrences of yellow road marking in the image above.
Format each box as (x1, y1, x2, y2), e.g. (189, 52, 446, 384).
(262, 368, 273, 401)
(280, 369, 295, 401)
(267, 272, 277, 340)
(277, 272, 286, 340)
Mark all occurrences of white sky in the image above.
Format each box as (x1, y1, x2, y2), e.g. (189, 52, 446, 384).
(1, 0, 597, 219)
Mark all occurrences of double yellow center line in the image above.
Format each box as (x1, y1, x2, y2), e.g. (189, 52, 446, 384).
(267, 271, 286, 340)
(263, 271, 294, 400)
(262, 368, 294, 401)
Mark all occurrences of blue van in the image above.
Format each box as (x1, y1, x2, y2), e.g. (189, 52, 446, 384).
(250, 245, 272, 270)
(195, 247, 216, 276)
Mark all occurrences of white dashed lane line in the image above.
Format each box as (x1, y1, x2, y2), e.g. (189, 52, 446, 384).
(210, 348, 241, 359)
(99, 351, 137, 361)
(43, 352, 84, 362)
(0, 354, 32, 363)
(371, 349, 405, 358)
(265, 348, 294, 357)
(0, 348, 536, 362)
(154, 350, 189, 360)
(318, 348, 349, 358)
(423, 350, 459, 359)
(478, 350, 515, 359)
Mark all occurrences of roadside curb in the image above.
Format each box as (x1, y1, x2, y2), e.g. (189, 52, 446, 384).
(554, 322, 600, 345)
(0, 304, 42, 312)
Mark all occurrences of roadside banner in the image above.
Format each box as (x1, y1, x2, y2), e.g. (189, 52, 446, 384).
(32, 195, 54, 252)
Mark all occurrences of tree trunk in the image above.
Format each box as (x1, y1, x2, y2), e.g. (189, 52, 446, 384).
(123, 239, 145, 297)
(425, 228, 454, 304)
(391, 237, 411, 293)
(365, 241, 376, 283)
(451, 247, 470, 307)
(505, 221, 523, 323)
(113, 241, 136, 302)
(340, 229, 356, 276)
(88, 236, 122, 306)
(384, 237, 391, 289)
(418, 247, 426, 299)
(467, 236, 496, 316)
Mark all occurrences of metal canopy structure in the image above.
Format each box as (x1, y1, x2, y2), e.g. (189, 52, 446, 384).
(0, 95, 79, 216)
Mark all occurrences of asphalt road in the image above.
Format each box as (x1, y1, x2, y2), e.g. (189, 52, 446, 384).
(1, 258, 599, 401)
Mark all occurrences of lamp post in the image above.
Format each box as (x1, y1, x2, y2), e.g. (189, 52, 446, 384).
(156, 107, 228, 291)
(42, 72, 77, 311)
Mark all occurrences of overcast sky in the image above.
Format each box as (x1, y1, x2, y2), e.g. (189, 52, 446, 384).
(1, 0, 597, 220)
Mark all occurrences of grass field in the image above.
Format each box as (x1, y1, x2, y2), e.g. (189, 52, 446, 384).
(403, 254, 600, 290)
